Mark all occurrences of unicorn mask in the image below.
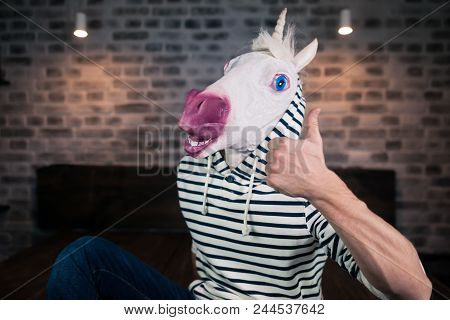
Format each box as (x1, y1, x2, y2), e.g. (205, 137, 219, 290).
(179, 8, 318, 167)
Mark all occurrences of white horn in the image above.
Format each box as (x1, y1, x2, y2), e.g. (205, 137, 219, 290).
(272, 8, 287, 41)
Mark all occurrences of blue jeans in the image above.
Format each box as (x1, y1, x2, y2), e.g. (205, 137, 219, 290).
(46, 236, 196, 300)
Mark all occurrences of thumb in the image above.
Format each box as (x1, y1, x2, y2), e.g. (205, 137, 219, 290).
(303, 108, 322, 143)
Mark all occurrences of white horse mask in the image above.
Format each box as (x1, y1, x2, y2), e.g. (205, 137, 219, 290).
(179, 8, 318, 168)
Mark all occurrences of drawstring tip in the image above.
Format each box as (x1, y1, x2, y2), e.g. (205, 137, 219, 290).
(201, 154, 212, 216)
(241, 156, 258, 238)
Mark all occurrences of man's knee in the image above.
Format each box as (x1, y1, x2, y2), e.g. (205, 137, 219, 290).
(52, 236, 115, 275)
(47, 236, 105, 299)
(56, 236, 99, 262)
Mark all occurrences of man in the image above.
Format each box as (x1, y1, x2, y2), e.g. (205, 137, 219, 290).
(46, 108, 431, 300)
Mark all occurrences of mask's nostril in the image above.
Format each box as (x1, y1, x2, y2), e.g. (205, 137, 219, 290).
(196, 100, 205, 111)
(181, 93, 229, 130)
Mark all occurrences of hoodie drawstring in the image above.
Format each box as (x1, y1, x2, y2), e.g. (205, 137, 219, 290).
(242, 156, 259, 237)
(201, 154, 259, 237)
(202, 155, 213, 214)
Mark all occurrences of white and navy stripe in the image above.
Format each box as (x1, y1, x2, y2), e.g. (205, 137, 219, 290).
(177, 83, 387, 300)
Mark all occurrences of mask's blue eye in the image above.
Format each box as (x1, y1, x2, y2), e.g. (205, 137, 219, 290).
(272, 74, 289, 92)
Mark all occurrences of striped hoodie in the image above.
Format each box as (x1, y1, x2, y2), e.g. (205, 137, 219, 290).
(177, 82, 387, 300)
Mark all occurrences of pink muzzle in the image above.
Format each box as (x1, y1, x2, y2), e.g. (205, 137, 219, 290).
(178, 89, 230, 157)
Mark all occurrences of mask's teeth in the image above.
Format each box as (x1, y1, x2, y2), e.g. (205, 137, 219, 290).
(188, 136, 212, 147)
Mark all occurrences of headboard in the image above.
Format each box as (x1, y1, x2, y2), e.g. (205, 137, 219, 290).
(36, 165, 395, 231)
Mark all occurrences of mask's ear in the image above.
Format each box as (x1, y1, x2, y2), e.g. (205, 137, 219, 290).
(294, 38, 318, 72)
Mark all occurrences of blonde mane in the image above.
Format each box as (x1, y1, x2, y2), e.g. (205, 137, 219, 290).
(251, 24, 297, 65)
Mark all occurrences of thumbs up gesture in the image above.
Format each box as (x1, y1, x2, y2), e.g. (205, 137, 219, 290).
(266, 108, 331, 199)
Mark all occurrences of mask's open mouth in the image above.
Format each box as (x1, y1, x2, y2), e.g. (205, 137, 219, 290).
(184, 135, 216, 157)
(182, 122, 223, 157)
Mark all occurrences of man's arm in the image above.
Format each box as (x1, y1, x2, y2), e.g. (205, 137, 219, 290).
(304, 200, 390, 299)
(307, 171, 430, 299)
(266, 108, 432, 299)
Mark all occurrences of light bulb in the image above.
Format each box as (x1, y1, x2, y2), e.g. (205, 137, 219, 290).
(74, 29, 88, 38)
(338, 26, 353, 35)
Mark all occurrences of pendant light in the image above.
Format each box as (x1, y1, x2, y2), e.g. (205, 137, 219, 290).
(74, 12, 88, 38)
(338, 8, 353, 35)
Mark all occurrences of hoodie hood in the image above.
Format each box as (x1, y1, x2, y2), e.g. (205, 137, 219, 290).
(196, 80, 306, 236)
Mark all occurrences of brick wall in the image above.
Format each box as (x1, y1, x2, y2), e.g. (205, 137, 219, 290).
(0, 0, 449, 260)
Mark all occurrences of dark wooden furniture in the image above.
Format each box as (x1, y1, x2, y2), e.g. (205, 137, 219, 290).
(0, 164, 447, 299)
(0, 205, 10, 215)
(36, 165, 184, 231)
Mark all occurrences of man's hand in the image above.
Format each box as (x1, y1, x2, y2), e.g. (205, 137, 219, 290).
(266, 107, 335, 199)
